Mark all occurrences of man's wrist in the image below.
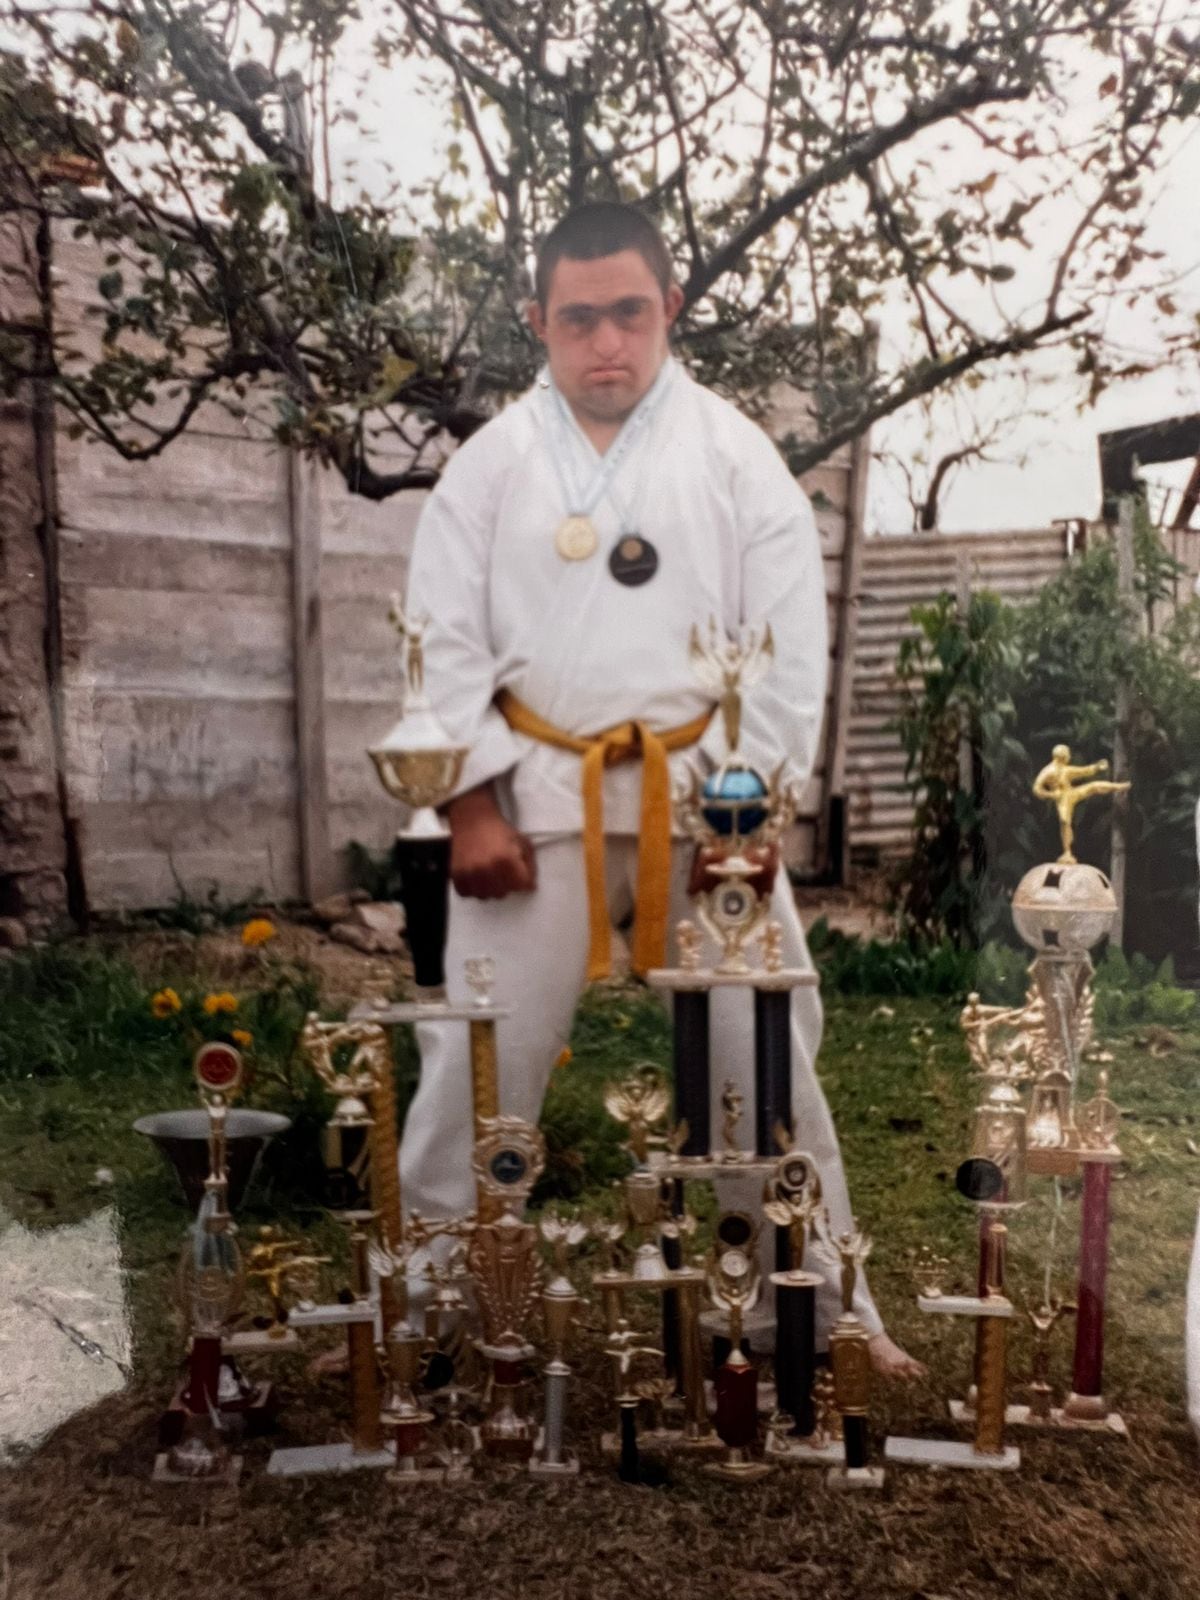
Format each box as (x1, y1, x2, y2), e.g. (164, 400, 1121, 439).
(442, 783, 502, 828)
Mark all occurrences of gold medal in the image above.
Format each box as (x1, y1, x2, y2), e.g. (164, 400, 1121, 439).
(555, 514, 598, 562)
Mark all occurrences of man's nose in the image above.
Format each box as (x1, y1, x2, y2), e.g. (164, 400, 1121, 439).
(591, 315, 623, 357)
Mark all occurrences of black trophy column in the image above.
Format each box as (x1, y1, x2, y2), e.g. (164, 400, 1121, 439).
(754, 988, 792, 1158)
(391, 833, 451, 990)
(774, 1278, 817, 1437)
(673, 990, 711, 1158)
(660, 1179, 683, 1391)
(843, 1412, 868, 1471)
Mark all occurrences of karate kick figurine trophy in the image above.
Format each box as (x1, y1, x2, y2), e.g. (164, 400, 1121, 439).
(154, 1042, 249, 1483)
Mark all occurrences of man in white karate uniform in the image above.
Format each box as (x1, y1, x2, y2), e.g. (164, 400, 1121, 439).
(398, 201, 919, 1375)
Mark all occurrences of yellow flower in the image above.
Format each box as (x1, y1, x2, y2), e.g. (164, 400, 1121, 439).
(150, 987, 182, 1018)
(553, 1046, 573, 1070)
(203, 991, 238, 1016)
(241, 918, 277, 948)
(612, 1012, 632, 1031)
(231, 1028, 253, 1049)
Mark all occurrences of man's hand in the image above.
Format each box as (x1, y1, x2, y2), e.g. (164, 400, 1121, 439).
(688, 840, 780, 899)
(444, 785, 536, 899)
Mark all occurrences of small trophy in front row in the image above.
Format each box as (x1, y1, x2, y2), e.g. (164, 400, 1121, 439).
(825, 1225, 884, 1489)
(529, 1216, 587, 1478)
(705, 1213, 771, 1482)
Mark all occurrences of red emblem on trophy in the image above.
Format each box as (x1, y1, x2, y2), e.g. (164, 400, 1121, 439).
(194, 1041, 243, 1100)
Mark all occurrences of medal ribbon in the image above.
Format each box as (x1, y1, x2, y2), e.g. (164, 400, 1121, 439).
(495, 688, 713, 980)
(544, 357, 675, 522)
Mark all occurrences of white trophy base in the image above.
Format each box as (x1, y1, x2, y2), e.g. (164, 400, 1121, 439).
(826, 1464, 885, 1490)
(528, 1450, 580, 1479)
(225, 1327, 300, 1354)
(948, 1399, 1128, 1436)
(153, 1452, 242, 1485)
(918, 1294, 1015, 1318)
(265, 1441, 394, 1477)
(766, 1432, 845, 1465)
(885, 1436, 1020, 1471)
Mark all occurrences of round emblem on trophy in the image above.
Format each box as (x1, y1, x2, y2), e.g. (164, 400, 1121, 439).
(490, 1147, 528, 1187)
(719, 1248, 751, 1280)
(955, 1155, 1005, 1204)
(716, 1210, 755, 1250)
(780, 1156, 810, 1195)
(194, 1041, 242, 1095)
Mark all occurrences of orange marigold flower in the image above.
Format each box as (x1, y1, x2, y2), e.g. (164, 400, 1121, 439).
(553, 1046, 573, 1070)
(203, 991, 238, 1016)
(231, 1028, 253, 1049)
(241, 918, 277, 948)
(150, 987, 182, 1018)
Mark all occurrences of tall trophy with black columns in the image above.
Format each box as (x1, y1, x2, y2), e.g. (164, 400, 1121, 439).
(358, 602, 507, 1135)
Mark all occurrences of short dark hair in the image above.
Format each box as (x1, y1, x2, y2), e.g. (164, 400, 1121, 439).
(534, 202, 674, 309)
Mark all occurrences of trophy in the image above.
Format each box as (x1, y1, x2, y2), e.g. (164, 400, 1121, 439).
(467, 1118, 546, 1459)
(887, 1161, 1021, 1475)
(529, 1215, 587, 1478)
(824, 1224, 884, 1489)
(237, 1227, 329, 1351)
(763, 1152, 838, 1461)
(368, 598, 467, 1000)
(1022, 1295, 1076, 1422)
(154, 1043, 248, 1483)
(704, 1212, 771, 1481)
(605, 1320, 669, 1485)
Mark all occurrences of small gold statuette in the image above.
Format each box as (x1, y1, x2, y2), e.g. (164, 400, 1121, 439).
(1025, 1295, 1075, 1421)
(604, 1064, 671, 1168)
(555, 513, 599, 561)
(687, 615, 775, 755)
(719, 1078, 745, 1161)
(1032, 744, 1130, 864)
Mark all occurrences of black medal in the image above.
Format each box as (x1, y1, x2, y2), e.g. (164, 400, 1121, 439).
(608, 533, 659, 587)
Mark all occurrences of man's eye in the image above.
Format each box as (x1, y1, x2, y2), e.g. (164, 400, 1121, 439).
(561, 308, 598, 332)
(614, 300, 650, 326)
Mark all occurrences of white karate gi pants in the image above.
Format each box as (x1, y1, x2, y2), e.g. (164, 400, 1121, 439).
(399, 834, 883, 1342)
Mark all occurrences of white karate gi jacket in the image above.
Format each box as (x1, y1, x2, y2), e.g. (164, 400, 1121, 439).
(405, 359, 828, 816)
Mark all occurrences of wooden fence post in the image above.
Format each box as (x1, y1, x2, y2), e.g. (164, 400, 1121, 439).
(1108, 496, 1135, 952)
(287, 450, 335, 903)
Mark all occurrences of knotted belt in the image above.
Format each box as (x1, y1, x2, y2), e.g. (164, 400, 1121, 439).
(495, 688, 713, 980)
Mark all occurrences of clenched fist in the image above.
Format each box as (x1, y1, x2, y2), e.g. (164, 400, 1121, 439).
(444, 784, 536, 899)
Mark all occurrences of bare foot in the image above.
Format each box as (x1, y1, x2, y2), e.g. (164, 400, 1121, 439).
(869, 1331, 926, 1380)
(305, 1341, 349, 1379)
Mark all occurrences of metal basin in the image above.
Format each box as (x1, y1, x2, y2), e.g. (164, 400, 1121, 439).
(133, 1108, 292, 1212)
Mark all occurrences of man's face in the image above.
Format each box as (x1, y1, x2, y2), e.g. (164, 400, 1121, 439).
(528, 248, 683, 424)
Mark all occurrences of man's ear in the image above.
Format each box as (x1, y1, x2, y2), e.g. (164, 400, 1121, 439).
(664, 281, 684, 328)
(527, 299, 547, 342)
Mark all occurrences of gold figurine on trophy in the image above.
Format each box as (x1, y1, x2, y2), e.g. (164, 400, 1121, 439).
(1033, 744, 1130, 864)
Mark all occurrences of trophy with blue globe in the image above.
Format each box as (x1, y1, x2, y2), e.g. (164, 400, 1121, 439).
(650, 619, 813, 1173)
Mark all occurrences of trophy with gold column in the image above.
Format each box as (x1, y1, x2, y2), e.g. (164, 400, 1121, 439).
(361, 602, 507, 1139)
(824, 1224, 885, 1490)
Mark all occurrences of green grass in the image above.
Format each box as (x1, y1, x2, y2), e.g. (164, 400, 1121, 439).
(2, 935, 1200, 1598)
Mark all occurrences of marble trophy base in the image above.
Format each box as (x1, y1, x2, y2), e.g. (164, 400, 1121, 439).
(601, 1426, 722, 1457)
(349, 1000, 510, 1025)
(225, 1326, 300, 1354)
(153, 1452, 242, 1485)
(765, 1431, 845, 1465)
(918, 1293, 1016, 1319)
(826, 1464, 885, 1490)
(885, 1436, 1020, 1472)
(266, 1441, 394, 1477)
(287, 1301, 378, 1330)
(529, 1430, 580, 1478)
(949, 1397, 1128, 1436)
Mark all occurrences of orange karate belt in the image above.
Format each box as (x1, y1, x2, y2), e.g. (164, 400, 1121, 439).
(495, 688, 713, 981)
